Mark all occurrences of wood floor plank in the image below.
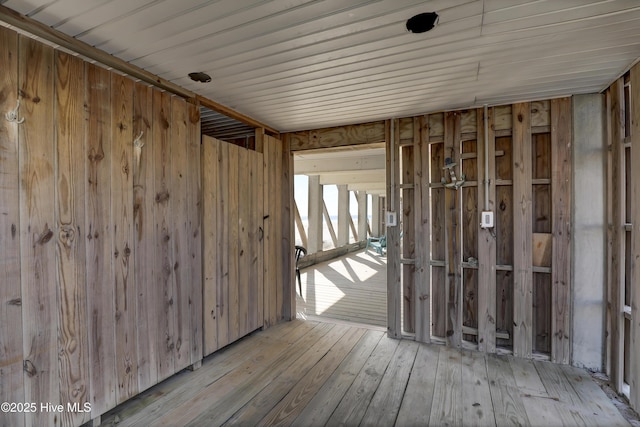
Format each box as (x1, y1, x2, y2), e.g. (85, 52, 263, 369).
(461, 349, 497, 426)
(509, 356, 565, 426)
(360, 339, 419, 426)
(326, 335, 400, 426)
(184, 323, 346, 426)
(395, 343, 439, 426)
(255, 327, 368, 426)
(429, 346, 463, 426)
(291, 329, 384, 426)
(486, 353, 530, 426)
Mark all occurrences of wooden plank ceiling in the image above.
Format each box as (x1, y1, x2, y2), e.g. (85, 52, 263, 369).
(2, 0, 640, 133)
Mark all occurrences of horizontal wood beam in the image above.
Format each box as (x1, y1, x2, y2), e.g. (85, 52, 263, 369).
(294, 154, 385, 174)
(319, 170, 385, 185)
(287, 121, 385, 151)
(0, 5, 278, 135)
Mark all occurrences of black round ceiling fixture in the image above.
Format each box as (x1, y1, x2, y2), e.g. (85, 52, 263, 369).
(406, 12, 439, 33)
(188, 72, 212, 83)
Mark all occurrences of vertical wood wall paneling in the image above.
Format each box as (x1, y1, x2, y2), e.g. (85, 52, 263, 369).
(169, 97, 191, 368)
(85, 62, 116, 417)
(153, 90, 175, 382)
(402, 128, 415, 334)
(263, 138, 274, 327)
(187, 102, 203, 364)
(228, 144, 240, 342)
(217, 140, 230, 349)
(133, 82, 156, 391)
(282, 135, 294, 320)
(0, 26, 24, 427)
(256, 147, 265, 326)
(386, 119, 401, 338)
(605, 89, 613, 378)
(608, 79, 625, 391)
(201, 136, 218, 355)
(477, 107, 497, 353)
(266, 135, 279, 326)
(55, 50, 90, 427)
(414, 116, 431, 343)
(247, 148, 258, 329)
(111, 73, 138, 404)
(19, 35, 58, 427)
(444, 112, 462, 347)
(628, 65, 640, 410)
(512, 102, 533, 359)
(550, 97, 572, 364)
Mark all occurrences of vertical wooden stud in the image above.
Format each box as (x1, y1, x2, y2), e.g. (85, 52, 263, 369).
(551, 97, 572, 364)
(403, 138, 415, 334)
(415, 115, 431, 343)
(386, 119, 401, 338)
(201, 136, 217, 355)
(512, 102, 533, 359)
(228, 144, 240, 342)
(282, 135, 294, 320)
(217, 140, 230, 347)
(478, 107, 497, 353)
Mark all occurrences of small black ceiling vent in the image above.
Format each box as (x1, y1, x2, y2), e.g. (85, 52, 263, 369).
(406, 12, 439, 33)
(188, 72, 212, 83)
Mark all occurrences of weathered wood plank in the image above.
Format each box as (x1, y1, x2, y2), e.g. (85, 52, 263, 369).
(402, 143, 415, 333)
(216, 139, 230, 349)
(630, 63, 640, 411)
(132, 82, 156, 391)
(0, 26, 24, 427)
(531, 99, 551, 128)
(152, 90, 175, 382)
(360, 339, 419, 426)
(263, 137, 274, 327)
(288, 121, 385, 151)
(255, 327, 367, 426)
(54, 52, 90, 425)
(512, 102, 533, 359)
(607, 78, 625, 392)
(112, 73, 138, 404)
(415, 115, 431, 343)
(486, 354, 530, 426)
(291, 329, 383, 426)
(431, 138, 447, 338)
(461, 349, 496, 426)
(85, 62, 116, 417)
(444, 111, 462, 347)
(274, 139, 284, 322)
(281, 136, 294, 320)
(429, 112, 444, 138)
(202, 136, 218, 355)
(237, 146, 251, 337)
(395, 343, 439, 425)
(534, 360, 589, 425)
(228, 144, 240, 342)
(169, 97, 192, 370)
(326, 334, 400, 426)
(462, 139, 479, 343)
(255, 150, 265, 328)
(429, 346, 463, 426)
(478, 107, 497, 353)
(386, 119, 401, 338)
(551, 97, 572, 364)
(186, 101, 203, 364)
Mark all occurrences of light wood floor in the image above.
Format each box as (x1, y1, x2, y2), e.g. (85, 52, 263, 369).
(102, 319, 630, 426)
(296, 249, 387, 328)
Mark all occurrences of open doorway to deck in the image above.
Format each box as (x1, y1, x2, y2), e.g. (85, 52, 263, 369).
(293, 146, 387, 328)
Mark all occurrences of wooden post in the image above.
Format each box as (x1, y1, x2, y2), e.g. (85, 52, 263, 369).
(357, 191, 368, 241)
(608, 78, 625, 391)
(338, 185, 349, 246)
(512, 102, 533, 359)
(629, 65, 640, 410)
(444, 112, 462, 348)
(294, 200, 308, 248)
(403, 126, 416, 334)
(387, 119, 401, 338)
(551, 97, 572, 364)
(371, 195, 381, 237)
(415, 115, 431, 343)
(478, 107, 497, 353)
(307, 175, 323, 253)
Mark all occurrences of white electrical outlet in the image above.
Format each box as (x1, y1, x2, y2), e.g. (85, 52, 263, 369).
(481, 211, 494, 228)
(386, 211, 397, 227)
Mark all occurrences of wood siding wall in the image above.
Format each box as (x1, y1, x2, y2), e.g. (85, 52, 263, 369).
(394, 100, 571, 361)
(606, 63, 640, 412)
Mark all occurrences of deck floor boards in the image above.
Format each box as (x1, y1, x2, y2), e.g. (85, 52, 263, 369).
(102, 319, 630, 427)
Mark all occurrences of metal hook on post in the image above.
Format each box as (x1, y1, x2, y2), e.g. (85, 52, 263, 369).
(5, 99, 24, 124)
